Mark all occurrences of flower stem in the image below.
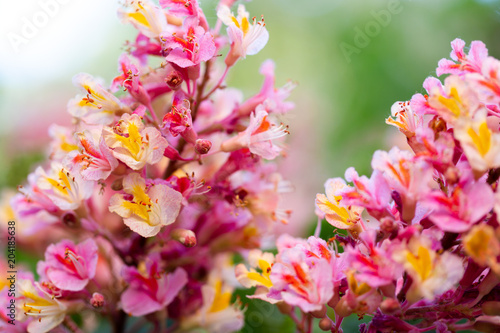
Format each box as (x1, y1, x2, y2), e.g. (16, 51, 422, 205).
(201, 65, 229, 100)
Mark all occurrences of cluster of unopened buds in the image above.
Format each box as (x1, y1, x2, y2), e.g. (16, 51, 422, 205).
(1, 0, 295, 332)
(235, 39, 500, 332)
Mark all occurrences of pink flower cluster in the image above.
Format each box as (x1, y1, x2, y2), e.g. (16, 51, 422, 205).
(1, 1, 294, 332)
(4, 1, 500, 332)
(236, 39, 500, 332)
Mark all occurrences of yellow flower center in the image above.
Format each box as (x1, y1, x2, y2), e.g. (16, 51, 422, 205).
(114, 123, 143, 159)
(347, 272, 370, 296)
(437, 87, 463, 118)
(122, 185, 154, 224)
(46, 170, 72, 195)
(128, 11, 151, 28)
(467, 122, 491, 156)
(231, 15, 250, 36)
(246, 259, 273, 288)
(325, 196, 351, 224)
(406, 246, 432, 281)
(209, 280, 232, 313)
(463, 225, 499, 265)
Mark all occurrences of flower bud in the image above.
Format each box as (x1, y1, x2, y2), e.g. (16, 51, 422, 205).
(164, 145, 183, 160)
(319, 317, 333, 331)
(165, 71, 183, 90)
(380, 298, 400, 314)
(380, 217, 397, 235)
(111, 178, 123, 191)
(474, 320, 500, 333)
(195, 139, 212, 155)
(62, 211, 78, 227)
(483, 301, 500, 316)
(171, 228, 197, 247)
(327, 293, 340, 308)
(91, 292, 105, 308)
(334, 297, 352, 318)
(112, 163, 128, 176)
(181, 127, 198, 145)
(444, 167, 459, 185)
(478, 271, 500, 298)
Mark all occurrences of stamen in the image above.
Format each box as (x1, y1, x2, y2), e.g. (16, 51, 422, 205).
(64, 248, 88, 278)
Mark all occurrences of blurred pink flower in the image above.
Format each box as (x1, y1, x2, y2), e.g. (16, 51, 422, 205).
(121, 256, 187, 316)
(37, 238, 98, 291)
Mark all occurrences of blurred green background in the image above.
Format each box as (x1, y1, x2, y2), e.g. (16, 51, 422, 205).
(1, 0, 499, 331)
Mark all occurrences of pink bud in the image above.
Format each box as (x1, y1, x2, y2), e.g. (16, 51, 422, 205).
(225, 47, 240, 67)
(112, 163, 128, 176)
(181, 127, 198, 145)
(62, 212, 78, 227)
(195, 139, 212, 155)
(483, 301, 500, 316)
(380, 298, 401, 314)
(333, 297, 352, 318)
(165, 71, 183, 90)
(91, 292, 105, 308)
(327, 293, 340, 308)
(478, 271, 500, 298)
(111, 178, 124, 191)
(132, 105, 147, 117)
(444, 166, 459, 185)
(164, 145, 183, 160)
(130, 85, 152, 110)
(171, 228, 197, 247)
(319, 317, 333, 331)
(474, 321, 500, 333)
(380, 217, 397, 235)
